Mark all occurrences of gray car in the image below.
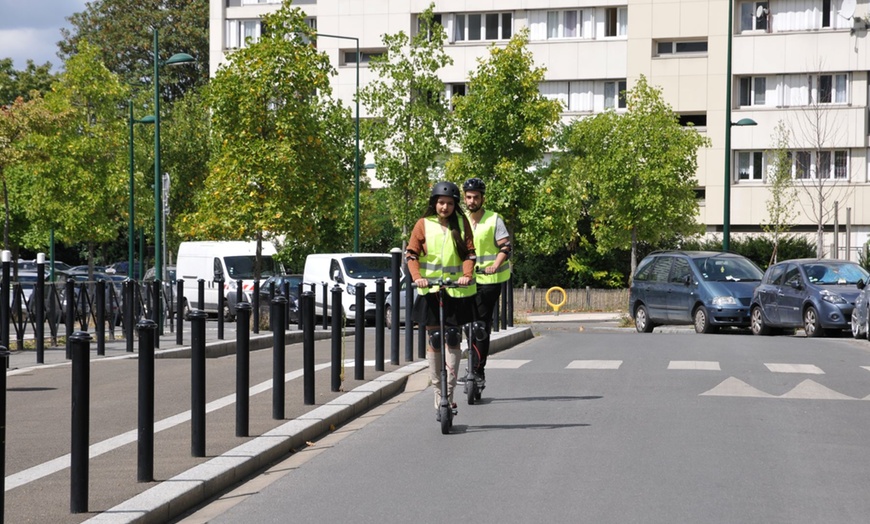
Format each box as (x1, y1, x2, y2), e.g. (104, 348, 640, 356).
(850, 278, 870, 339)
(629, 251, 764, 334)
(751, 259, 869, 337)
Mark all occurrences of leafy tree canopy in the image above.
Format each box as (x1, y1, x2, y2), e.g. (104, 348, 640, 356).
(0, 58, 57, 104)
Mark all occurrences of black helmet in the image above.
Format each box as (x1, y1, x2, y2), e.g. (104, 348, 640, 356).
(430, 181, 460, 202)
(463, 177, 486, 194)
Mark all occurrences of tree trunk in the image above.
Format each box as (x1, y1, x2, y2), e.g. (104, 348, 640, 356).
(630, 227, 638, 283)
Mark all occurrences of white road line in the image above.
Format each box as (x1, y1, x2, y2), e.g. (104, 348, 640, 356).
(764, 363, 824, 374)
(5, 362, 332, 491)
(668, 361, 721, 371)
(485, 359, 530, 369)
(566, 360, 622, 370)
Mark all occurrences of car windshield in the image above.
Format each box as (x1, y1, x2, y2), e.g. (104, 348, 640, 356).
(224, 256, 280, 279)
(693, 256, 763, 282)
(803, 262, 869, 285)
(342, 257, 391, 279)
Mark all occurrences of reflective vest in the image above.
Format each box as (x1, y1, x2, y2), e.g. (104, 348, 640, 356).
(470, 210, 511, 285)
(419, 216, 476, 298)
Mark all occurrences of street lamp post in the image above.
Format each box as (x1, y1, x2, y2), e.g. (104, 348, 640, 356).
(152, 26, 194, 285)
(722, 1, 757, 252)
(311, 32, 360, 252)
(128, 102, 154, 280)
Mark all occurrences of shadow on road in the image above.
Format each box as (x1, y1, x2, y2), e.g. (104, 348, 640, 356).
(479, 395, 603, 403)
(451, 422, 591, 433)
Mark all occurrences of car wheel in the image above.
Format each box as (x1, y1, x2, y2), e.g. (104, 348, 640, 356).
(385, 305, 392, 329)
(634, 304, 654, 333)
(851, 310, 863, 339)
(223, 302, 235, 322)
(751, 306, 771, 336)
(804, 306, 823, 338)
(693, 306, 716, 334)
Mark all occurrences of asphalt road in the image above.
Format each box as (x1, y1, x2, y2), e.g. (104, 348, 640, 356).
(183, 326, 870, 524)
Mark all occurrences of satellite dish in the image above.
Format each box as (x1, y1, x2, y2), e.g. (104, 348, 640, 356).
(840, 0, 856, 19)
(756, 5, 770, 18)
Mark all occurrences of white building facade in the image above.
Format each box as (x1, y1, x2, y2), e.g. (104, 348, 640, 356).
(210, 0, 870, 259)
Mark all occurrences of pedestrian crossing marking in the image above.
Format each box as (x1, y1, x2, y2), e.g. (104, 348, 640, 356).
(668, 361, 721, 371)
(566, 360, 622, 370)
(764, 363, 824, 374)
(779, 379, 855, 400)
(700, 377, 774, 398)
(486, 359, 530, 369)
(862, 366, 870, 373)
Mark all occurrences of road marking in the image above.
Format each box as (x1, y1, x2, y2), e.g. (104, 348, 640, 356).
(668, 361, 721, 371)
(486, 359, 530, 369)
(764, 363, 824, 374)
(701, 377, 775, 398)
(566, 360, 622, 370)
(779, 379, 855, 400)
(861, 366, 870, 373)
(5, 362, 333, 492)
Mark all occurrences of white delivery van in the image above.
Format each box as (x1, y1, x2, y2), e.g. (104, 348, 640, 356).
(302, 253, 395, 323)
(176, 241, 283, 320)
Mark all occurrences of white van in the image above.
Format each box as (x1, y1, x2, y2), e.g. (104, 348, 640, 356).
(176, 241, 283, 319)
(302, 253, 396, 323)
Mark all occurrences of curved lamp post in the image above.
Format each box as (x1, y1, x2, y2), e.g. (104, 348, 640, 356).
(723, 0, 758, 252)
(129, 104, 154, 281)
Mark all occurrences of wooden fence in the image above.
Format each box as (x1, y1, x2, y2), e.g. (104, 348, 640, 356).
(513, 285, 629, 313)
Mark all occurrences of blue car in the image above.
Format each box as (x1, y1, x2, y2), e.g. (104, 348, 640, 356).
(629, 251, 764, 334)
(750, 259, 869, 337)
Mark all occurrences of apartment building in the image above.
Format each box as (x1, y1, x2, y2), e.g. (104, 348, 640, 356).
(210, 0, 870, 258)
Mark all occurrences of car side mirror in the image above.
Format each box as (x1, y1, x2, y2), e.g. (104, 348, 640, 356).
(789, 280, 802, 290)
(858, 279, 866, 290)
(683, 275, 692, 286)
(332, 269, 344, 284)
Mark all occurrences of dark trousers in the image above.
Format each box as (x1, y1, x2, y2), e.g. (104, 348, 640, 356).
(470, 283, 502, 375)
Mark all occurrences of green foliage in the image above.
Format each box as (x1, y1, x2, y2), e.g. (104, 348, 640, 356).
(859, 242, 870, 273)
(557, 75, 710, 275)
(188, 3, 353, 252)
(58, 0, 209, 101)
(762, 121, 797, 262)
(447, 29, 562, 232)
(681, 234, 816, 270)
(359, 3, 454, 237)
(0, 58, 58, 104)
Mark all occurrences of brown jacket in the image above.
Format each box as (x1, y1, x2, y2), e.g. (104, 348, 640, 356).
(405, 216, 476, 281)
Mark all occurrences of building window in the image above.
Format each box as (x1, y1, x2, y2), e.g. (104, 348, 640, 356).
(604, 80, 627, 109)
(341, 49, 386, 65)
(679, 114, 707, 127)
(446, 83, 466, 109)
(529, 9, 595, 40)
(764, 0, 850, 31)
(737, 151, 765, 181)
(415, 13, 443, 39)
(451, 12, 512, 42)
(655, 40, 708, 56)
(539, 79, 625, 112)
(739, 2, 769, 32)
(788, 150, 849, 180)
(225, 19, 262, 49)
(738, 76, 771, 106)
(605, 7, 628, 36)
(814, 73, 848, 104)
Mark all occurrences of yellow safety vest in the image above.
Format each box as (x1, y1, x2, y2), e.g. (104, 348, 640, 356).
(419, 216, 476, 298)
(470, 210, 511, 285)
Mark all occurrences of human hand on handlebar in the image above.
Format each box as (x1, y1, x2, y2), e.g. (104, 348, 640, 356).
(456, 276, 472, 286)
(414, 278, 429, 288)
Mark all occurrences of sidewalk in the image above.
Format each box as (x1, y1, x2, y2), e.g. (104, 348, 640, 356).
(3, 322, 533, 524)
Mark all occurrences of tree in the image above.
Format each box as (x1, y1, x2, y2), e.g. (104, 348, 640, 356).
(560, 75, 710, 277)
(762, 121, 798, 264)
(20, 41, 129, 271)
(58, 0, 209, 101)
(186, 3, 354, 273)
(0, 59, 57, 104)
(358, 4, 454, 240)
(447, 28, 562, 231)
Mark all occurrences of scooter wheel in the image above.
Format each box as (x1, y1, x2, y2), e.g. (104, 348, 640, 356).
(440, 407, 451, 434)
(467, 381, 477, 405)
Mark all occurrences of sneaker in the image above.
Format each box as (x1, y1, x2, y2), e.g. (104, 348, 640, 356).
(435, 409, 441, 422)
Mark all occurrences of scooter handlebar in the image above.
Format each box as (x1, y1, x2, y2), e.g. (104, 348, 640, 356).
(411, 277, 471, 289)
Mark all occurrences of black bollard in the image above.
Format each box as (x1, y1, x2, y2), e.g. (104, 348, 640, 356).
(0, 252, 9, 351)
(302, 291, 315, 404)
(197, 279, 205, 311)
(137, 319, 157, 482)
(189, 310, 207, 457)
(176, 279, 185, 345)
(375, 278, 385, 372)
(36, 255, 45, 364)
(70, 331, 91, 513)
(65, 279, 75, 359)
(507, 276, 514, 327)
(125, 280, 134, 353)
(404, 271, 414, 362)
(271, 296, 287, 419)
(235, 302, 252, 437)
(252, 281, 260, 334)
(283, 280, 292, 327)
(296, 282, 304, 331)
(152, 280, 161, 348)
(0, 347, 8, 517)
(330, 285, 343, 392)
(321, 282, 328, 330)
(501, 280, 508, 330)
(390, 248, 401, 365)
(354, 283, 365, 380)
(217, 278, 225, 340)
(268, 281, 276, 332)
(95, 280, 106, 356)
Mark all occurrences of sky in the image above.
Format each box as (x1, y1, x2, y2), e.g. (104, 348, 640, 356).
(0, 0, 89, 70)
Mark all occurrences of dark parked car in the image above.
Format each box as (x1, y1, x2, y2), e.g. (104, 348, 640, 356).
(750, 259, 869, 337)
(629, 251, 764, 334)
(851, 279, 870, 339)
(258, 274, 302, 323)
